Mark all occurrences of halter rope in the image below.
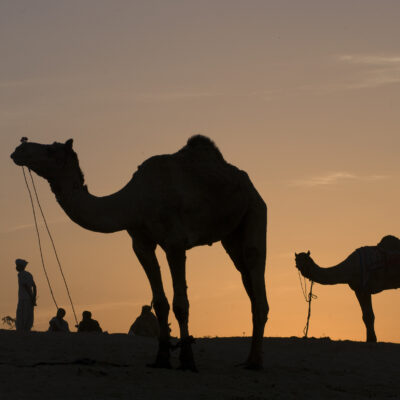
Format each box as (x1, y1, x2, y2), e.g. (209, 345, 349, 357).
(21, 166, 59, 309)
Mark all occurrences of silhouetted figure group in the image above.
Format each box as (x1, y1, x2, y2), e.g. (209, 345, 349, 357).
(14, 257, 158, 339)
(47, 309, 102, 333)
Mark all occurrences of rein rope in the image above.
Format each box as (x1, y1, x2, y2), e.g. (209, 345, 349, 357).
(21, 166, 79, 326)
(22, 167, 58, 309)
(298, 271, 317, 338)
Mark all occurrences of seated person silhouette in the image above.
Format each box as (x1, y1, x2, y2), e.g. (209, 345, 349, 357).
(77, 310, 102, 333)
(128, 305, 159, 338)
(48, 308, 70, 332)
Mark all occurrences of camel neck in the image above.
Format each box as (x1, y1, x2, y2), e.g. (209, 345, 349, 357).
(305, 254, 360, 285)
(51, 181, 131, 233)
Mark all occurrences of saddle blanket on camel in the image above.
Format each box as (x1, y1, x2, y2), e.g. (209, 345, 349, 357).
(356, 246, 400, 293)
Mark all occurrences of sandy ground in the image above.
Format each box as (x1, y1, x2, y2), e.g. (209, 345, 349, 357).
(0, 329, 399, 400)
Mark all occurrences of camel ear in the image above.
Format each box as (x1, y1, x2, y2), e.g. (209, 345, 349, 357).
(307, 250, 310, 256)
(65, 139, 73, 149)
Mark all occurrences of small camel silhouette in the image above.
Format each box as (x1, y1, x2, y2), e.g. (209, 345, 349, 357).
(11, 135, 268, 370)
(295, 235, 400, 342)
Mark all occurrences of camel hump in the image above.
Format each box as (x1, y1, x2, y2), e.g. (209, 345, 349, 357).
(378, 235, 400, 251)
(184, 135, 224, 160)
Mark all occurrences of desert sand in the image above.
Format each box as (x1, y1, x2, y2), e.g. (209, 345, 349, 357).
(0, 329, 399, 399)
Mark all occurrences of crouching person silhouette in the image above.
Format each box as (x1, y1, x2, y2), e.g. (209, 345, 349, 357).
(77, 311, 102, 333)
(129, 305, 159, 338)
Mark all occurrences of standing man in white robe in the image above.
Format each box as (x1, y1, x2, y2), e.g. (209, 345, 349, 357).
(15, 259, 36, 332)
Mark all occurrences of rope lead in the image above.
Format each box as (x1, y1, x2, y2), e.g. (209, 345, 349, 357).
(303, 280, 315, 338)
(298, 271, 317, 338)
(22, 166, 79, 326)
(22, 167, 58, 309)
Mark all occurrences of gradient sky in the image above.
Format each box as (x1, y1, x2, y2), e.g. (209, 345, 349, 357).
(1, 0, 399, 342)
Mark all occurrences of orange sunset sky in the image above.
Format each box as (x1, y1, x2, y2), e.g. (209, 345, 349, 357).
(1, 1, 399, 342)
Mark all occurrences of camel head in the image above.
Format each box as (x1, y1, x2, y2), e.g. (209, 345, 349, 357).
(295, 251, 313, 278)
(11, 139, 84, 187)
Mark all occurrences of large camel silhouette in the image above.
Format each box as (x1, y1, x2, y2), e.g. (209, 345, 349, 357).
(11, 136, 268, 370)
(295, 235, 400, 342)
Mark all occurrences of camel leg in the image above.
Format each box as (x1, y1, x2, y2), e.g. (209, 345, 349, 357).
(222, 215, 268, 369)
(354, 289, 377, 343)
(131, 237, 171, 368)
(243, 266, 268, 369)
(165, 247, 197, 371)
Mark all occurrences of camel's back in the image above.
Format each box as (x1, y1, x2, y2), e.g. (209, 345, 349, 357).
(175, 135, 251, 188)
(133, 136, 256, 196)
(357, 246, 400, 293)
(129, 136, 265, 247)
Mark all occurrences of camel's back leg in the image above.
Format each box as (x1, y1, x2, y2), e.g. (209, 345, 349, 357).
(222, 202, 268, 369)
(354, 288, 377, 343)
(131, 236, 171, 368)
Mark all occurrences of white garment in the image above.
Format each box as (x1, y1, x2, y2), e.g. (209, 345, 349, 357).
(16, 299, 34, 331)
(18, 270, 34, 300)
(16, 270, 35, 331)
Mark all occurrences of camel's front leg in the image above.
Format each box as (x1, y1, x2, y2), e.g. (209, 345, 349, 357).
(354, 289, 377, 343)
(132, 238, 171, 368)
(166, 248, 197, 372)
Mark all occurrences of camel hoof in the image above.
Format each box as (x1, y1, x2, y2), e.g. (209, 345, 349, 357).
(178, 336, 197, 372)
